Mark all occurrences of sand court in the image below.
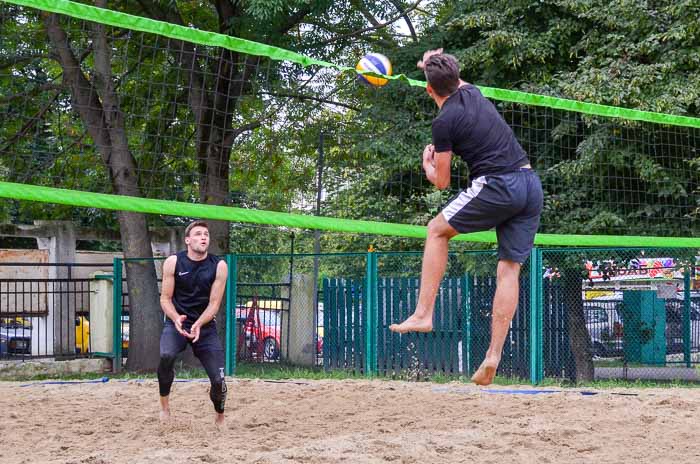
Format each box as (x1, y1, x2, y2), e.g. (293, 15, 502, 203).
(2, 378, 700, 463)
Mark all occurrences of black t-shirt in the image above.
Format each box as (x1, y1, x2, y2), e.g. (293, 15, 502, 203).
(432, 84, 528, 180)
(172, 250, 220, 324)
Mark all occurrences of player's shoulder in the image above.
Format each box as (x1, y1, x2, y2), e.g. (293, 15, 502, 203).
(433, 98, 461, 127)
(213, 256, 228, 275)
(207, 253, 227, 267)
(163, 254, 178, 272)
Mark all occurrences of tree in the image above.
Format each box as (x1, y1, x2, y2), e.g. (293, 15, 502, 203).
(37, 5, 162, 370)
(0, 0, 424, 367)
(418, 0, 700, 380)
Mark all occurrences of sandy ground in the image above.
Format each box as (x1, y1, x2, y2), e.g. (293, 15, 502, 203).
(1, 378, 700, 464)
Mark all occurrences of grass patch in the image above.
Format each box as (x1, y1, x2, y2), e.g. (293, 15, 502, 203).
(3, 360, 700, 389)
(234, 363, 365, 381)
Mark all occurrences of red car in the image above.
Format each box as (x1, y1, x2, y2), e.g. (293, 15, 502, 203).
(236, 303, 323, 361)
(236, 305, 281, 361)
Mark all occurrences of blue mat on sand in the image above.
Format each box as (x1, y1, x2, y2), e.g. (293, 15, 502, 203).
(484, 389, 561, 395)
(20, 376, 110, 387)
(432, 386, 604, 396)
(20, 377, 211, 387)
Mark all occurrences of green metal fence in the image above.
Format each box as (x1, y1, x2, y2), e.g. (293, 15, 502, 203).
(541, 247, 699, 383)
(110, 247, 699, 383)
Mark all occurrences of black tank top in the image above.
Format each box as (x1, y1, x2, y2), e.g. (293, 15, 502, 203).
(172, 250, 220, 325)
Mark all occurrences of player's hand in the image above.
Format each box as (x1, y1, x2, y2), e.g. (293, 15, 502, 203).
(173, 314, 193, 338)
(422, 144, 435, 170)
(190, 322, 201, 343)
(417, 48, 443, 69)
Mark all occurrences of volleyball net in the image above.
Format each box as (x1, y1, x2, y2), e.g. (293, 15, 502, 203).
(0, 0, 698, 249)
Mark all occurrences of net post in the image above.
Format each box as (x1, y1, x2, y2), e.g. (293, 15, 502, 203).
(225, 254, 238, 376)
(529, 248, 543, 385)
(683, 265, 691, 368)
(112, 257, 123, 373)
(364, 249, 378, 377)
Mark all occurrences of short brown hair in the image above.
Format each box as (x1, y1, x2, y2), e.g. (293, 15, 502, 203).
(185, 220, 208, 237)
(424, 54, 460, 97)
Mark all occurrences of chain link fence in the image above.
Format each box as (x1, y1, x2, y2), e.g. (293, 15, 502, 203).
(104, 247, 699, 384)
(542, 247, 699, 382)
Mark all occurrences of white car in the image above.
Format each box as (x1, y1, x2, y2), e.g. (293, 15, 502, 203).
(584, 303, 624, 358)
(0, 324, 31, 355)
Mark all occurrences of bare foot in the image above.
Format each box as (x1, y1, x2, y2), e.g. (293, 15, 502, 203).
(389, 314, 433, 334)
(159, 396, 170, 422)
(471, 359, 499, 386)
(214, 413, 225, 427)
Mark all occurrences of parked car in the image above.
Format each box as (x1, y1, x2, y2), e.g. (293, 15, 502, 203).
(236, 305, 282, 360)
(236, 300, 323, 360)
(664, 299, 700, 353)
(0, 331, 7, 355)
(585, 296, 700, 357)
(584, 302, 624, 358)
(0, 322, 32, 355)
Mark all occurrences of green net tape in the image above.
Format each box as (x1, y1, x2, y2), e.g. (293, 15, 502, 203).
(1, 0, 699, 248)
(0, 182, 697, 248)
(4, 0, 700, 128)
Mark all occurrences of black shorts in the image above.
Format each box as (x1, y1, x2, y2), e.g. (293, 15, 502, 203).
(160, 320, 224, 369)
(442, 169, 543, 263)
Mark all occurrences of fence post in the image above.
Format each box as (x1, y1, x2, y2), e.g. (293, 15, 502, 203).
(461, 273, 470, 376)
(112, 257, 122, 373)
(529, 248, 543, 384)
(226, 254, 238, 376)
(683, 265, 691, 368)
(364, 250, 378, 376)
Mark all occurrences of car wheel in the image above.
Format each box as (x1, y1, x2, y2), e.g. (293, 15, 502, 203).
(592, 342, 607, 359)
(263, 337, 279, 360)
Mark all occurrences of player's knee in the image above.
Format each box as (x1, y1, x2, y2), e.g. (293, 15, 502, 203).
(497, 260, 521, 280)
(427, 215, 453, 239)
(157, 354, 178, 397)
(158, 353, 177, 370)
(210, 378, 227, 414)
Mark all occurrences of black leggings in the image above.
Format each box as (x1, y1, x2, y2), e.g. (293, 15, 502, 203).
(157, 321, 227, 414)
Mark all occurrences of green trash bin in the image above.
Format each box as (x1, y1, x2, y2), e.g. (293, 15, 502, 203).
(622, 291, 666, 365)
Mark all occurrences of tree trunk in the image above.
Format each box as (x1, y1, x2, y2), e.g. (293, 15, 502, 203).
(200, 126, 232, 345)
(119, 212, 162, 371)
(138, 1, 280, 354)
(562, 268, 594, 382)
(43, 11, 161, 371)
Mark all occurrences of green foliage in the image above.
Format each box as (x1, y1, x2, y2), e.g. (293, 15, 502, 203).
(425, 0, 700, 237)
(1, 0, 698, 252)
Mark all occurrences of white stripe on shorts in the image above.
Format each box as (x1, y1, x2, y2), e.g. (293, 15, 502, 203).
(441, 175, 487, 221)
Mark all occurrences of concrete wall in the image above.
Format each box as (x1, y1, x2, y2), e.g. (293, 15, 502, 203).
(0, 358, 111, 380)
(0, 249, 49, 316)
(283, 273, 317, 367)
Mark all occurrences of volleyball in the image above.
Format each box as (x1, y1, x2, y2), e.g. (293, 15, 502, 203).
(356, 53, 392, 87)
